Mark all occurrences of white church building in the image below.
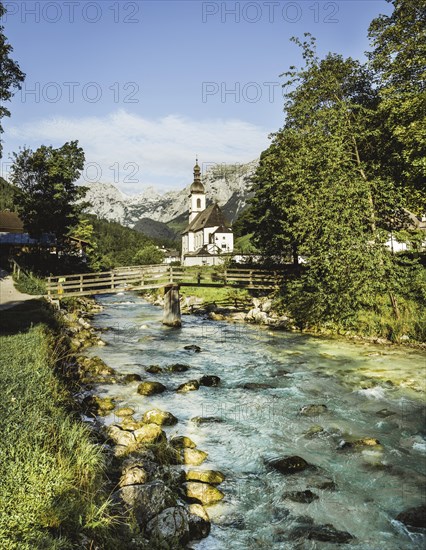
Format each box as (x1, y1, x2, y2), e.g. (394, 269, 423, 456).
(181, 160, 234, 266)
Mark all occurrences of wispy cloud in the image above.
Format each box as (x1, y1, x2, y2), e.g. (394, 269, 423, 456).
(6, 110, 269, 194)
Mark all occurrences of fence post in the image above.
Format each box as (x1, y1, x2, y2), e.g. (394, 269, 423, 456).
(169, 265, 173, 283)
(111, 272, 115, 290)
(47, 276, 51, 297)
(80, 274, 83, 293)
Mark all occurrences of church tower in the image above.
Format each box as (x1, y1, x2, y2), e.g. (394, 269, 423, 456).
(189, 159, 206, 222)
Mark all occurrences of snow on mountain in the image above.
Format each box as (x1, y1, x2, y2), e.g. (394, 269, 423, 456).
(83, 159, 258, 227)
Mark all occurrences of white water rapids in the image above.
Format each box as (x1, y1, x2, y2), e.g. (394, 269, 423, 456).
(87, 293, 426, 549)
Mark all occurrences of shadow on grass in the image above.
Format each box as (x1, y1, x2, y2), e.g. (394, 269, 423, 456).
(0, 299, 61, 336)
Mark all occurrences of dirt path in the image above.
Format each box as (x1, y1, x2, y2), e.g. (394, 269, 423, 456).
(0, 269, 40, 311)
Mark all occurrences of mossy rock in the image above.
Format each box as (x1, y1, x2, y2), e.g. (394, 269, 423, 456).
(186, 470, 225, 485)
(146, 365, 163, 374)
(177, 380, 199, 393)
(183, 481, 224, 505)
(199, 375, 221, 387)
(170, 436, 197, 449)
(137, 381, 166, 396)
(182, 448, 208, 466)
(123, 373, 142, 383)
(142, 409, 178, 426)
(134, 423, 166, 445)
(167, 363, 190, 373)
(267, 455, 311, 475)
(299, 404, 328, 416)
(115, 407, 135, 417)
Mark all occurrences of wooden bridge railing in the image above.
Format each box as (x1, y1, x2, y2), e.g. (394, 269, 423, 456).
(46, 265, 283, 298)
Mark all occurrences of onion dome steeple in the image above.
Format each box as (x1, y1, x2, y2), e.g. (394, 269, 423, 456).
(190, 157, 205, 194)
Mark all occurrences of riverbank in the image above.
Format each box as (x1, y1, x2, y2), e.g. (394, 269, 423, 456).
(0, 300, 115, 549)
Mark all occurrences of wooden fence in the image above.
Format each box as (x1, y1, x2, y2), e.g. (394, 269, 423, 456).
(46, 265, 283, 298)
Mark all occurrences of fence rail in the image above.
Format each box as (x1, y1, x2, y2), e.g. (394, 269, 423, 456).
(45, 265, 283, 298)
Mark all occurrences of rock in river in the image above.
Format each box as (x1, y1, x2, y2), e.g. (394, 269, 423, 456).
(142, 408, 178, 426)
(337, 438, 381, 450)
(199, 375, 221, 387)
(267, 455, 311, 475)
(170, 435, 197, 449)
(137, 381, 166, 395)
(188, 503, 211, 539)
(177, 379, 200, 393)
(283, 490, 319, 503)
(183, 481, 225, 505)
(191, 416, 223, 425)
(184, 344, 201, 352)
(134, 423, 166, 445)
(168, 363, 190, 373)
(186, 470, 225, 485)
(123, 373, 142, 383)
(396, 505, 426, 529)
(290, 522, 353, 543)
(182, 448, 208, 466)
(299, 404, 328, 416)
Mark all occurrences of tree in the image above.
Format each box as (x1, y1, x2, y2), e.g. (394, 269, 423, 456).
(368, 0, 426, 212)
(11, 141, 87, 243)
(0, 1, 26, 158)
(133, 245, 165, 265)
(249, 36, 401, 327)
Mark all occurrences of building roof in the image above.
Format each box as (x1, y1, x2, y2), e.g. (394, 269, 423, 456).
(182, 203, 230, 234)
(213, 225, 233, 234)
(0, 211, 24, 233)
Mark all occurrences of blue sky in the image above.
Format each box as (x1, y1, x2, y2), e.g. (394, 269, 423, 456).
(1, 0, 392, 194)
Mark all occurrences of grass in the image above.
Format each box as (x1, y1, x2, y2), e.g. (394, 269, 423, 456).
(179, 285, 252, 308)
(0, 305, 116, 549)
(13, 271, 46, 295)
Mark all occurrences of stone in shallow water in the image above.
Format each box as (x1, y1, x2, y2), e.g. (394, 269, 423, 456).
(375, 408, 395, 418)
(188, 504, 211, 539)
(199, 375, 221, 387)
(115, 407, 135, 417)
(182, 448, 208, 466)
(134, 423, 166, 445)
(337, 438, 381, 450)
(243, 382, 273, 390)
(177, 379, 200, 393)
(183, 481, 225, 505)
(304, 425, 324, 438)
(184, 344, 201, 352)
(191, 416, 223, 425)
(186, 470, 225, 485)
(168, 363, 190, 373)
(145, 365, 163, 374)
(283, 490, 319, 503)
(299, 404, 328, 416)
(290, 521, 353, 543)
(170, 435, 197, 449)
(142, 408, 178, 426)
(267, 455, 311, 475)
(137, 381, 166, 395)
(123, 373, 142, 383)
(396, 505, 426, 529)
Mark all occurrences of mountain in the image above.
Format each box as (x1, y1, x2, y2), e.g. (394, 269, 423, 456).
(133, 217, 177, 241)
(83, 160, 257, 232)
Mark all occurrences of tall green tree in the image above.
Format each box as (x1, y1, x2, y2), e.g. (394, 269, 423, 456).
(368, 0, 426, 212)
(0, 1, 25, 158)
(11, 141, 87, 243)
(250, 36, 399, 326)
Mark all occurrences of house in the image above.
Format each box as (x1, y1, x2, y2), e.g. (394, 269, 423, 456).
(181, 160, 234, 266)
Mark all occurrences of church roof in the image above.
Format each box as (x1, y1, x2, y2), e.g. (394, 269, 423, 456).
(213, 224, 232, 234)
(182, 203, 230, 234)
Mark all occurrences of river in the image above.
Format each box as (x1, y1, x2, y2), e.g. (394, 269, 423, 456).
(87, 293, 426, 549)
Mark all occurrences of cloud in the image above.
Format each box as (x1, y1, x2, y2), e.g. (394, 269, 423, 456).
(6, 110, 270, 194)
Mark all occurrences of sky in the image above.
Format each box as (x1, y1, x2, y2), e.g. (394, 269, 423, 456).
(1, 0, 392, 195)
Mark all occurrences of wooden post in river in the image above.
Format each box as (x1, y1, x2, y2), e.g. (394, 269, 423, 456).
(162, 283, 181, 327)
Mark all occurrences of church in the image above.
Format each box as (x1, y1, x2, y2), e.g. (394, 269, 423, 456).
(181, 160, 234, 266)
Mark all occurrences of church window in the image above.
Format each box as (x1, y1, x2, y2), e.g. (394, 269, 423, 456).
(196, 198, 201, 209)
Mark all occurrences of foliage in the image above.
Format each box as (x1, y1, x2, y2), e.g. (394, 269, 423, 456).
(133, 244, 165, 265)
(0, 176, 16, 210)
(0, 323, 114, 548)
(367, 0, 426, 213)
(85, 214, 154, 269)
(13, 270, 46, 295)
(248, 30, 425, 335)
(11, 142, 87, 243)
(0, 1, 26, 158)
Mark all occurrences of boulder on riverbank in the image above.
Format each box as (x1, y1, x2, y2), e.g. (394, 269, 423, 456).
(170, 435, 197, 449)
(183, 481, 224, 505)
(115, 480, 176, 525)
(188, 503, 211, 539)
(182, 448, 208, 466)
(186, 470, 225, 485)
(146, 505, 190, 541)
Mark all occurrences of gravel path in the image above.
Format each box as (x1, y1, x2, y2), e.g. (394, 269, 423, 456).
(0, 269, 40, 311)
